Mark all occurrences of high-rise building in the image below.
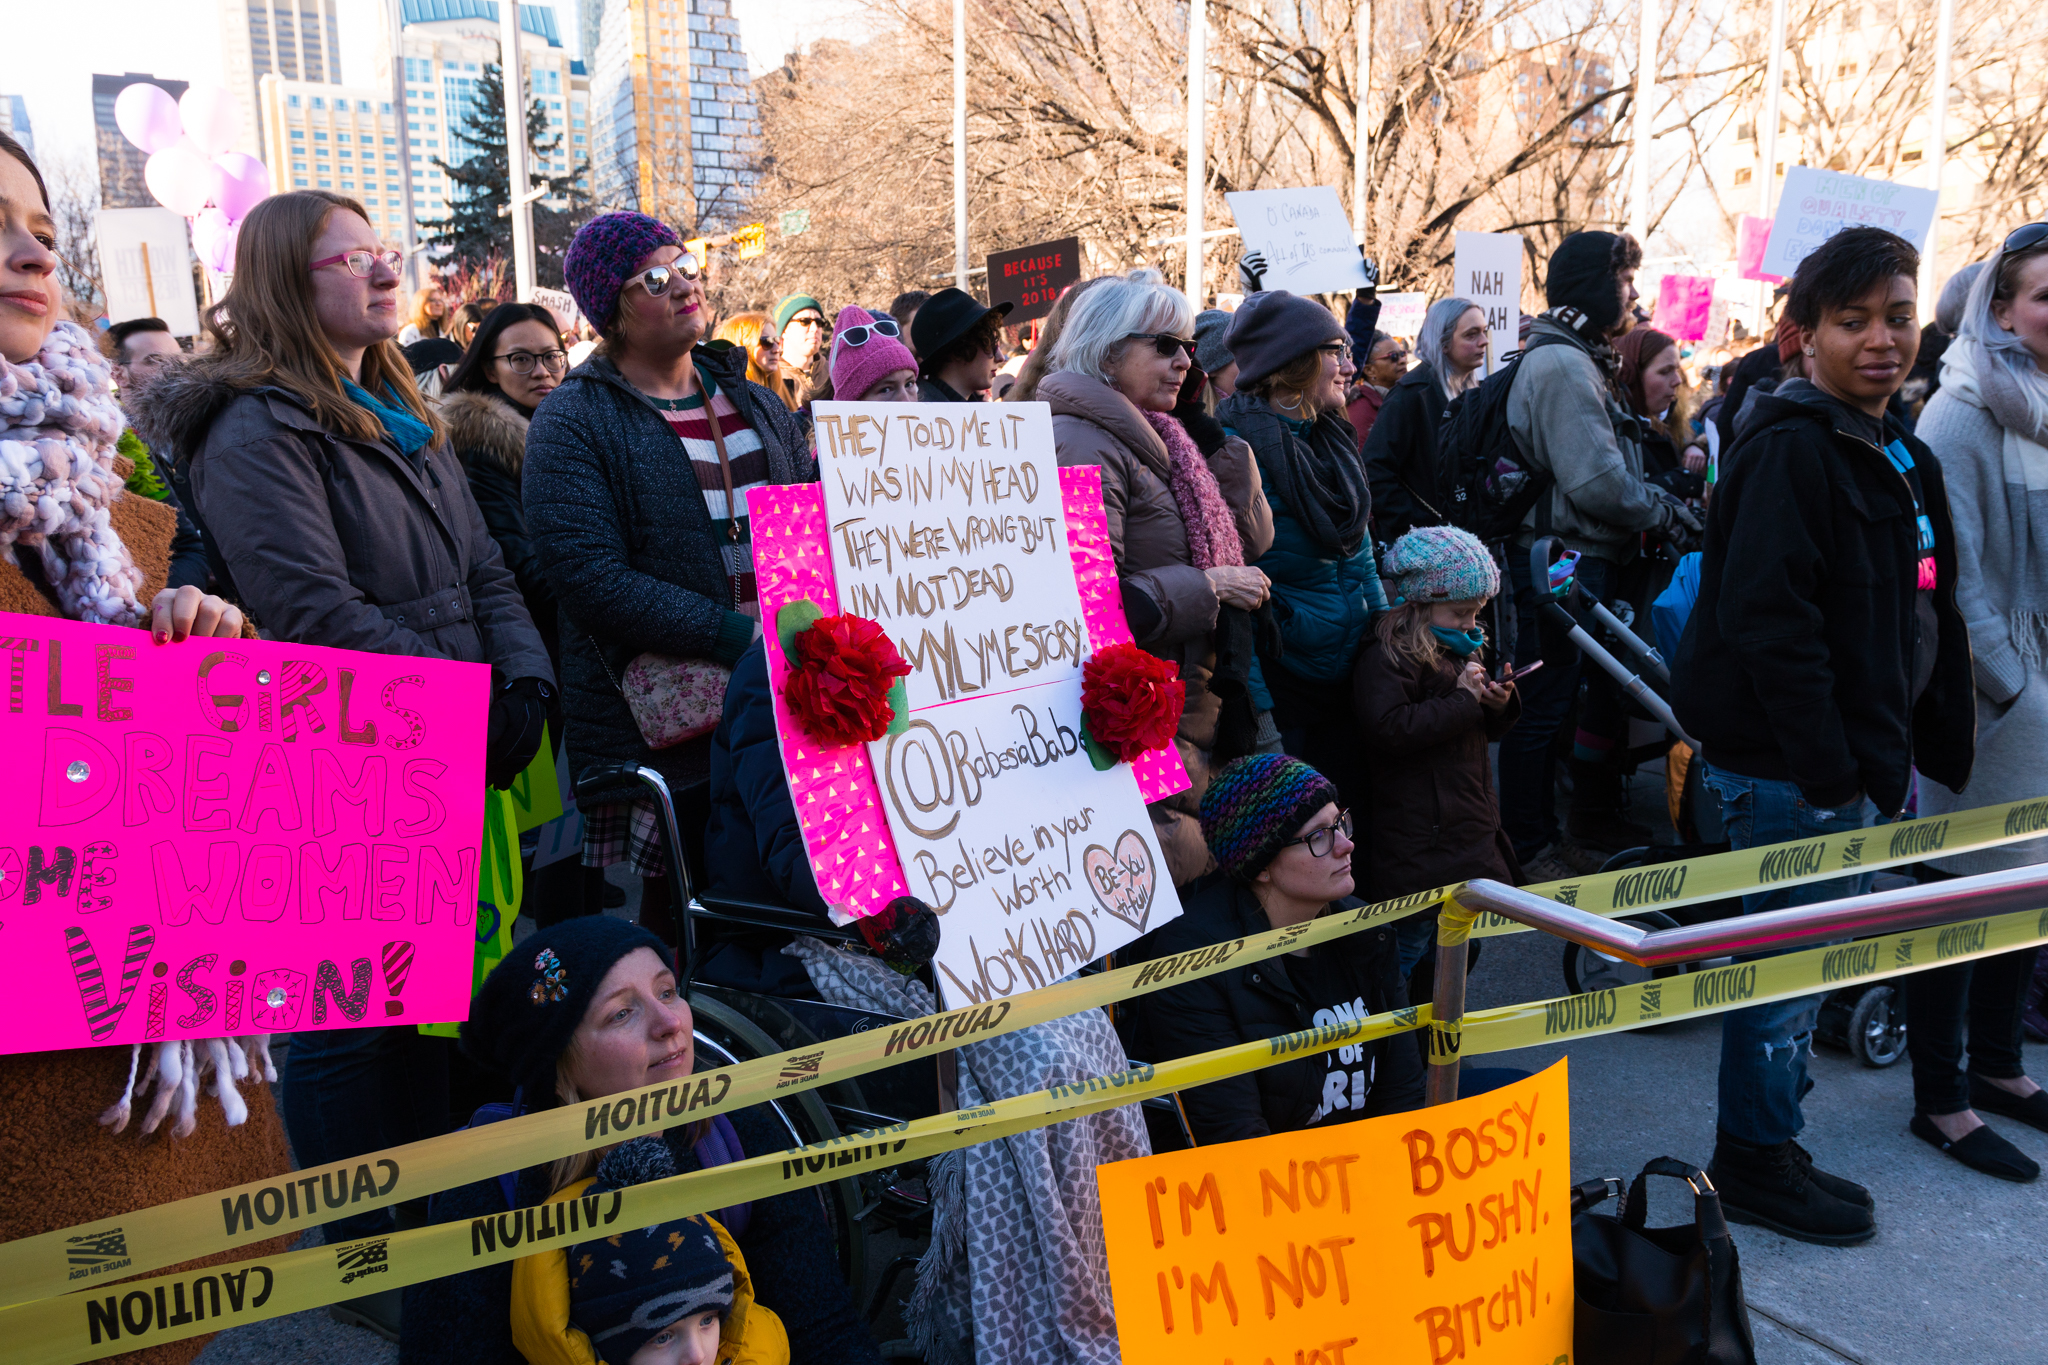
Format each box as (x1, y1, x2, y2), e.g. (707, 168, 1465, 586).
(256, 75, 411, 237)
(0, 95, 31, 157)
(220, 0, 344, 162)
(589, 0, 757, 228)
(93, 73, 191, 209)
(578, 0, 603, 65)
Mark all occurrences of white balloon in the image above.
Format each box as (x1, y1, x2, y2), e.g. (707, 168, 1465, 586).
(178, 85, 244, 157)
(144, 147, 214, 218)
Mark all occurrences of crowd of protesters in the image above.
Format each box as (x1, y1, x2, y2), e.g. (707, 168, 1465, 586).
(6, 115, 2048, 1363)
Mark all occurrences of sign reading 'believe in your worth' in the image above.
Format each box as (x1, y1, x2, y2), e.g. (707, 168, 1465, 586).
(0, 616, 491, 1053)
(811, 401, 1181, 1005)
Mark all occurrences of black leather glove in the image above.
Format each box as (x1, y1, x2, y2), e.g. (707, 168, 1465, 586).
(1358, 249, 1380, 302)
(1238, 251, 1269, 294)
(1653, 492, 1705, 555)
(486, 676, 555, 789)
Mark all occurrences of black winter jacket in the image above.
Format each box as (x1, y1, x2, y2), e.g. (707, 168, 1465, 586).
(135, 372, 552, 680)
(441, 388, 556, 657)
(523, 345, 814, 803)
(398, 1095, 883, 1365)
(1362, 364, 1452, 542)
(1123, 877, 1423, 1144)
(1672, 383, 1974, 816)
(705, 640, 828, 916)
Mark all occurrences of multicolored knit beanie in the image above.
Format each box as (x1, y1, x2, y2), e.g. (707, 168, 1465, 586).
(1199, 754, 1340, 882)
(1384, 525, 1500, 606)
(564, 211, 681, 332)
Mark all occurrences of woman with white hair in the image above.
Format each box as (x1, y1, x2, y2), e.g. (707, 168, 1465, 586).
(1043, 271, 1275, 884)
(1363, 296, 1489, 543)
(1908, 225, 2048, 1180)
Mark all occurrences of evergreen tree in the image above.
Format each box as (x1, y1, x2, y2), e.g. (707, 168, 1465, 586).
(419, 61, 590, 288)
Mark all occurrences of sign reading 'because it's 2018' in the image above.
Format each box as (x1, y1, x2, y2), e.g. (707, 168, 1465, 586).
(0, 614, 490, 1053)
(985, 237, 1083, 324)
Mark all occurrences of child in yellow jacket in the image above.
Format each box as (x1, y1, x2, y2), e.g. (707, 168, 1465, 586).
(511, 1135, 789, 1365)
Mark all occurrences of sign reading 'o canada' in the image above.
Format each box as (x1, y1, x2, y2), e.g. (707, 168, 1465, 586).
(1099, 1061, 1573, 1365)
(0, 614, 491, 1053)
(812, 401, 1181, 1006)
(985, 236, 1082, 325)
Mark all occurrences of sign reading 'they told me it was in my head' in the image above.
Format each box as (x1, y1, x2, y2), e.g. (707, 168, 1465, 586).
(0, 614, 491, 1053)
(812, 402, 1181, 1007)
(1099, 1061, 1574, 1365)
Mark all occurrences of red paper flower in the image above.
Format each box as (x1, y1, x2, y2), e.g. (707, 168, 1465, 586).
(1082, 641, 1185, 762)
(785, 613, 913, 747)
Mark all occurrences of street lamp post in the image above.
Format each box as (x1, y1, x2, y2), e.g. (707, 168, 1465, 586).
(1754, 0, 1788, 329)
(501, 0, 537, 301)
(1187, 0, 1206, 304)
(1920, 0, 1955, 306)
(1627, 0, 1657, 243)
(953, 0, 969, 291)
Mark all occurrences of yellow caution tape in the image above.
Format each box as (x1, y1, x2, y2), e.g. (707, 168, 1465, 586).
(4, 794, 2045, 1313)
(7, 899, 2046, 1364)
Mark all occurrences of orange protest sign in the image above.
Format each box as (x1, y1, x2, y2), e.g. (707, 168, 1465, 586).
(1098, 1060, 1574, 1365)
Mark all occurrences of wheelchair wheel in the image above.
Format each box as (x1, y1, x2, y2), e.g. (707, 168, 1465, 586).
(1845, 985, 1907, 1068)
(689, 991, 869, 1303)
(1560, 910, 1692, 1009)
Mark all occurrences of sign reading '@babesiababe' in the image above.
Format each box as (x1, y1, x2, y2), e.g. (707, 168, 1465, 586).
(812, 401, 1181, 1006)
(0, 614, 490, 1053)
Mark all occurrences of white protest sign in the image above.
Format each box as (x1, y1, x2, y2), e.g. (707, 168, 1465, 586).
(1224, 186, 1372, 295)
(812, 402, 1182, 1006)
(96, 207, 200, 335)
(1760, 166, 1940, 279)
(531, 286, 582, 331)
(1376, 291, 1428, 338)
(1453, 230, 1523, 372)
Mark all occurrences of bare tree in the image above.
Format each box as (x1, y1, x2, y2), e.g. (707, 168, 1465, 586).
(44, 155, 105, 322)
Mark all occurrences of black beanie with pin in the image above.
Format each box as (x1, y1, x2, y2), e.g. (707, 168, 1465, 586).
(1544, 231, 1643, 336)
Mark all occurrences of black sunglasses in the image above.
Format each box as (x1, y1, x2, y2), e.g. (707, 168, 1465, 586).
(2000, 221, 2048, 263)
(1126, 332, 1197, 359)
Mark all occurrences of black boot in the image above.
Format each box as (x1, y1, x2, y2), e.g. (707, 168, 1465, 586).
(1564, 757, 1655, 852)
(1708, 1130, 1876, 1246)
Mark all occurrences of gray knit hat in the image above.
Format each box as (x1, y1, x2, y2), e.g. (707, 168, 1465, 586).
(1224, 291, 1346, 389)
(1385, 526, 1500, 605)
(1193, 309, 1235, 375)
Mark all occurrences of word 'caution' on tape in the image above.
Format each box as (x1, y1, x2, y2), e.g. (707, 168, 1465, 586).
(6, 899, 2047, 1364)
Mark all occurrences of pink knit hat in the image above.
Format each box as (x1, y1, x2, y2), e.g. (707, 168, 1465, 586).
(827, 306, 919, 401)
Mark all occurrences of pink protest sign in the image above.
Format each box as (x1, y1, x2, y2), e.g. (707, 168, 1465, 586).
(1656, 274, 1716, 342)
(1736, 215, 1784, 284)
(0, 613, 491, 1054)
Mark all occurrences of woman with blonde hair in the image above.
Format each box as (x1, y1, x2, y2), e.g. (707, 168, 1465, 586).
(715, 309, 797, 409)
(136, 188, 554, 1334)
(399, 282, 449, 344)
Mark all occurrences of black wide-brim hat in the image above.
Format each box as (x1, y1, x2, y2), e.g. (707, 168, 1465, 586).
(909, 287, 1013, 361)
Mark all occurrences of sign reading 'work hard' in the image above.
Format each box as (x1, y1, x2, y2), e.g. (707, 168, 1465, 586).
(1099, 1062, 1574, 1365)
(986, 236, 1083, 324)
(0, 614, 491, 1053)
(1760, 165, 1940, 278)
(1453, 231, 1524, 374)
(1225, 187, 1373, 296)
(812, 402, 1181, 1007)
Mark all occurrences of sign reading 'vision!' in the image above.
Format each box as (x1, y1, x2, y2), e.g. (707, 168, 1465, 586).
(0, 614, 490, 1053)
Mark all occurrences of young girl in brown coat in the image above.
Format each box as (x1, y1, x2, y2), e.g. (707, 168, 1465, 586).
(1353, 526, 1523, 978)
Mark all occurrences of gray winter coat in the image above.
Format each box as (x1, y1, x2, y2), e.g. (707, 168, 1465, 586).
(523, 345, 815, 803)
(1507, 315, 1666, 560)
(135, 371, 552, 680)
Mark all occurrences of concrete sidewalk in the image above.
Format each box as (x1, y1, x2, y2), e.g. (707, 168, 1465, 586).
(1467, 922, 2048, 1364)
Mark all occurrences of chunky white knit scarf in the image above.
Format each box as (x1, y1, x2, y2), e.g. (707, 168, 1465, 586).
(0, 321, 147, 625)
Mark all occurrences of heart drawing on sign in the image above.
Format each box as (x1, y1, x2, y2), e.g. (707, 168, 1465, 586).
(1082, 829, 1157, 933)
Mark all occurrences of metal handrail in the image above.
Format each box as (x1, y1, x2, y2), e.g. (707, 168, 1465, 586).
(1423, 862, 2048, 1105)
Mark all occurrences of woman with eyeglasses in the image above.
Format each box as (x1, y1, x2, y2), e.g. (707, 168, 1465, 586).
(1122, 754, 1424, 1145)
(1218, 290, 1386, 888)
(398, 282, 448, 345)
(135, 189, 555, 1336)
(1041, 272, 1275, 886)
(1362, 296, 1485, 544)
(524, 212, 813, 948)
(1907, 223, 2048, 1182)
(1344, 329, 1408, 450)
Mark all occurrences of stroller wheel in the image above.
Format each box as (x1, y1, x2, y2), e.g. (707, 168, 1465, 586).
(1845, 985, 1907, 1067)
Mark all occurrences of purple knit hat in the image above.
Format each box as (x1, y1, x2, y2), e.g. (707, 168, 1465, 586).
(826, 306, 918, 401)
(564, 211, 681, 330)
(1199, 754, 1340, 882)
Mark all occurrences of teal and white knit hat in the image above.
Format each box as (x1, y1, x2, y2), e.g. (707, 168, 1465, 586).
(1385, 526, 1500, 605)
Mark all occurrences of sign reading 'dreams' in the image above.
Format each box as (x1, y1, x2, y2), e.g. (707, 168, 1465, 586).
(0, 613, 491, 1054)
(812, 402, 1181, 1005)
(985, 236, 1082, 324)
(1453, 230, 1525, 374)
(1225, 186, 1373, 296)
(1760, 165, 1940, 278)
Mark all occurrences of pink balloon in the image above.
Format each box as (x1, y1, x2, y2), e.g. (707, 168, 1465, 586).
(210, 153, 271, 222)
(113, 83, 184, 155)
(192, 208, 237, 274)
(144, 146, 213, 218)
(179, 86, 243, 157)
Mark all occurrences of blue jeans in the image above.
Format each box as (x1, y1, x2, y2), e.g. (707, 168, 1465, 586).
(281, 1025, 448, 1245)
(1701, 764, 1875, 1145)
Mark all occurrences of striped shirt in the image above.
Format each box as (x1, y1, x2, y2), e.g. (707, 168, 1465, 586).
(652, 372, 769, 616)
